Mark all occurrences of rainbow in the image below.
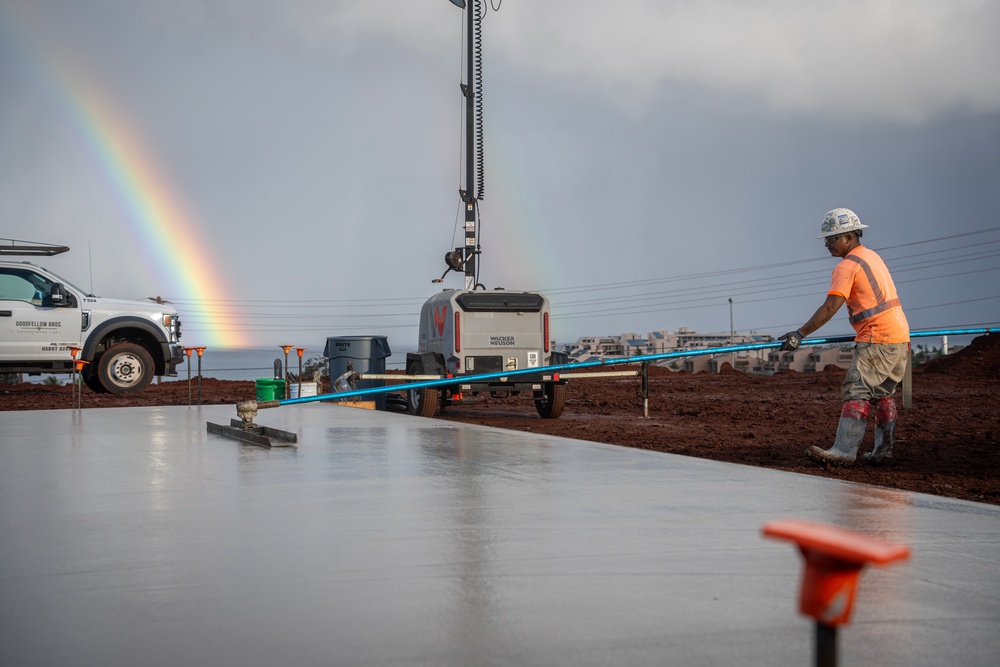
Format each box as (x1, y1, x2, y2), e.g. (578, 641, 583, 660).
(1, 6, 247, 348)
(64, 89, 248, 348)
(477, 137, 552, 291)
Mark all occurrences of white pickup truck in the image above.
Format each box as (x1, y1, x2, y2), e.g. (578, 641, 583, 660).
(0, 242, 183, 393)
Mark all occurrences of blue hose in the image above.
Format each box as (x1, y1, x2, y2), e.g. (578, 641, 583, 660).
(277, 327, 998, 406)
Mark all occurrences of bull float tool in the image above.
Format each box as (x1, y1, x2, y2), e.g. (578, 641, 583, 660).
(206, 364, 364, 447)
(205, 352, 315, 447)
(221, 326, 997, 433)
(206, 419, 299, 448)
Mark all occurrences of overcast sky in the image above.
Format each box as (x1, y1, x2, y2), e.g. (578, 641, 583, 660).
(2, 0, 998, 350)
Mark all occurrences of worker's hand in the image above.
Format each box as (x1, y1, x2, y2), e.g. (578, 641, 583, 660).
(778, 330, 804, 351)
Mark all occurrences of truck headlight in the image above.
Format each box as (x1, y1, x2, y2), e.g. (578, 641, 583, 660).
(162, 314, 180, 341)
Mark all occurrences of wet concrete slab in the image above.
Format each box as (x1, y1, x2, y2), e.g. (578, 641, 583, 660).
(1, 403, 998, 666)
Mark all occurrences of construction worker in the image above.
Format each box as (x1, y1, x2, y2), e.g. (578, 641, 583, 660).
(779, 208, 910, 466)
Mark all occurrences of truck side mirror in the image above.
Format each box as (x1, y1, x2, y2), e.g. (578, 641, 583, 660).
(50, 283, 74, 307)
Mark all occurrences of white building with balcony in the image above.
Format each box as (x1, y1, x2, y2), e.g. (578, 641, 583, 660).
(561, 328, 856, 374)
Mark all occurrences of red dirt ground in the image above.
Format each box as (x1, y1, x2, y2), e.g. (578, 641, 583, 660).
(3, 334, 998, 505)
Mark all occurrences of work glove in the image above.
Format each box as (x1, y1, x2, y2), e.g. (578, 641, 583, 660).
(778, 330, 804, 351)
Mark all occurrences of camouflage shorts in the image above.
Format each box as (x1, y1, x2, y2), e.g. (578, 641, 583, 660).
(841, 342, 910, 402)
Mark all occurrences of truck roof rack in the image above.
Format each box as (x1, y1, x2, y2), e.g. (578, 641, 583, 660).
(0, 239, 70, 256)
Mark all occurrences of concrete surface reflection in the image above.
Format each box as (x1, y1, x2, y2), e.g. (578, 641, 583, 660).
(1, 403, 998, 666)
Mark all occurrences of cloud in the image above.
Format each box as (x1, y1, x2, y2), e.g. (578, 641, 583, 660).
(283, 0, 462, 56)
(288, 0, 1000, 124)
(4, 0, 996, 346)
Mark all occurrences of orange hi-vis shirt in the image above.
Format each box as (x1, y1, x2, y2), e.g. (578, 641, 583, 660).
(829, 246, 909, 343)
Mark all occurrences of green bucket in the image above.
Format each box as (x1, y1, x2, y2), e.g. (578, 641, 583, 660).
(255, 378, 285, 401)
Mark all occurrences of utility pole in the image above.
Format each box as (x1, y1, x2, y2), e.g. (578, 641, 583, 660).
(729, 298, 735, 369)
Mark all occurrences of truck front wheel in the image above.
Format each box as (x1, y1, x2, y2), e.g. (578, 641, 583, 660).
(534, 382, 567, 419)
(97, 342, 155, 394)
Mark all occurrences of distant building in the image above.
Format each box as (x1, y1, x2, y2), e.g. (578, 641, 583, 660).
(561, 328, 854, 374)
(564, 336, 637, 361)
(645, 327, 764, 353)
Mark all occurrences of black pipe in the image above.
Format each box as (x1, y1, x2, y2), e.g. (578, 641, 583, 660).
(816, 622, 837, 667)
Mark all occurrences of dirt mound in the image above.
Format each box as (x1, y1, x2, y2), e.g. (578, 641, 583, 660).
(717, 362, 742, 376)
(0, 377, 270, 410)
(919, 333, 1000, 378)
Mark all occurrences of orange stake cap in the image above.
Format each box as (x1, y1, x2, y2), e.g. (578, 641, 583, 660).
(295, 347, 306, 357)
(183, 348, 193, 357)
(194, 346, 206, 356)
(280, 345, 293, 353)
(763, 519, 910, 627)
(68, 346, 82, 358)
(73, 359, 89, 371)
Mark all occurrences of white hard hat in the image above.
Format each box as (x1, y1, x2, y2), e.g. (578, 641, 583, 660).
(818, 208, 868, 238)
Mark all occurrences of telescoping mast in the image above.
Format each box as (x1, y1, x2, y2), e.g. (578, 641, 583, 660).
(409, 1, 568, 419)
(435, 0, 485, 290)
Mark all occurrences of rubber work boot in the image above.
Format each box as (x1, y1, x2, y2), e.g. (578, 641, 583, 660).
(805, 400, 870, 467)
(863, 397, 897, 465)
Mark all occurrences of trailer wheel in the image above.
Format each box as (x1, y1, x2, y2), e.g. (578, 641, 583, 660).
(406, 365, 439, 418)
(535, 382, 566, 419)
(97, 342, 154, 394)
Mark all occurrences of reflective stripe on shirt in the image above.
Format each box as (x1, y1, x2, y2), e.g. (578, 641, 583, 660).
(849, 297, 902, 324)
(842, 254, 902, 324)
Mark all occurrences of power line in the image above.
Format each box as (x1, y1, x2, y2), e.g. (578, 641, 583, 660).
(167, 226, 1000, 338)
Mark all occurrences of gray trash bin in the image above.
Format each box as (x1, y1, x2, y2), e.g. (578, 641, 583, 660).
(324, 336, 392, 410)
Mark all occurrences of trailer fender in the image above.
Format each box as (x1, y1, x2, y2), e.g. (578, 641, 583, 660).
(406, 351, 447, 376)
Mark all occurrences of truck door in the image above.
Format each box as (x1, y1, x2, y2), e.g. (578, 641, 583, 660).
(0, 267, 82, 361)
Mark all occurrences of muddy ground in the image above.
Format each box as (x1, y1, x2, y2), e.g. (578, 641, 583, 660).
(3, 334, 998, 506)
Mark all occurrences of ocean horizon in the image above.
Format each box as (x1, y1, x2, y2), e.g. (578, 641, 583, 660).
(175, 347, 414, 382)
(19, 346, 414, 384)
